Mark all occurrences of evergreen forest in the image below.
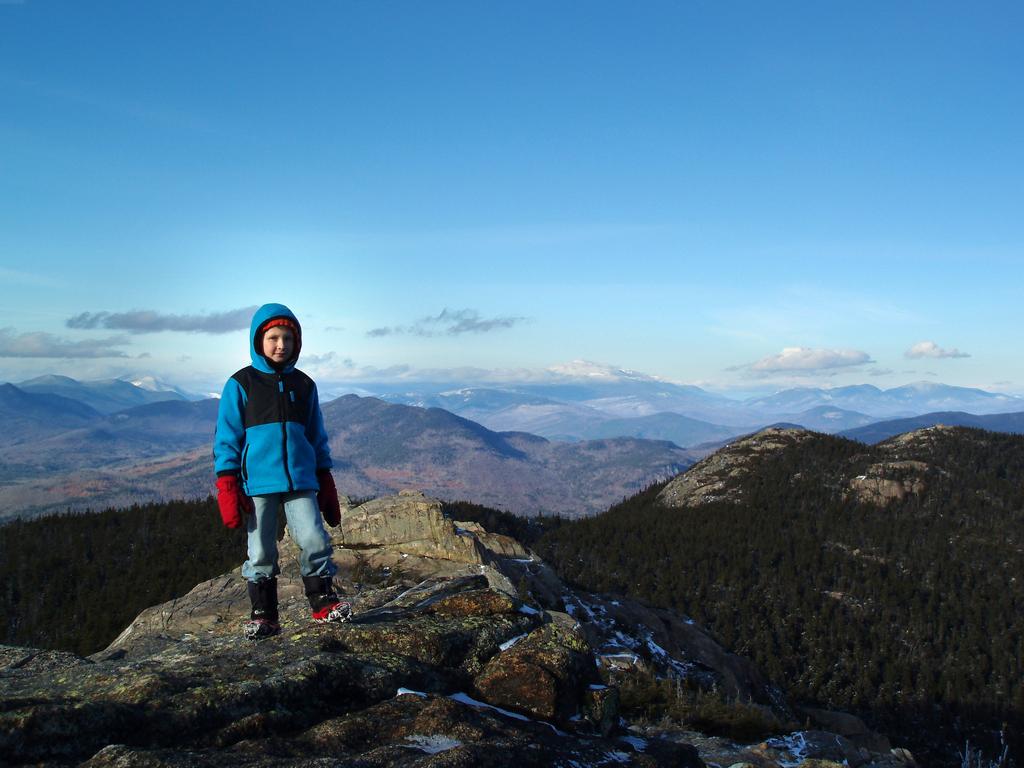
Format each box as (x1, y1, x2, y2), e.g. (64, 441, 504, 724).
(0, 498, 246, 655)
(534, 427, 1024, 765)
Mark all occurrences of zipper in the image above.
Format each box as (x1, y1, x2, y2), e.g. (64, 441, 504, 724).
(278, 375, 294, 491)
(241, 445, 249, 482)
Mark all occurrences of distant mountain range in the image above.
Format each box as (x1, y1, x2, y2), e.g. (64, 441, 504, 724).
(3, 371, 1024, 521)
(0, 385, 696, 521)
(15, 374, 193, 414)
(10, 369, 1023, 443)
(376, 377, 1023, 443)
(839, 410, 1024, 444)
(0, 383, 102, 443)
(743, 381, 1022, 419)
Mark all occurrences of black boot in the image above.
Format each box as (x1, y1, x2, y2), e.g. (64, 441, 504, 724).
(244, 578, 280, 640)
(302, 574, 352, 624)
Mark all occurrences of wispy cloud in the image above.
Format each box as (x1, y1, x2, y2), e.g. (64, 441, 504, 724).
(313, 358, 641, 386)
(905, 340, 970, 359)
(0, 328, 131, 358)
(302, 351, 355, 369)
(367, 308, 527, 338)
(0, 267, 59, 287)
(737, 346, 874, 376)
(66, 307, 257, 334)
(0, 72, 217, 135)
(707, 287, 919, 344)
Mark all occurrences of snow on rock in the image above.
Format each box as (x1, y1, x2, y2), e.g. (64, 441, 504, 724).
(403, 734, 462, 754)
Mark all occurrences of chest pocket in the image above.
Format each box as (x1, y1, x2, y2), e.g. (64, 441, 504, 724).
(284, 387, 309, 423)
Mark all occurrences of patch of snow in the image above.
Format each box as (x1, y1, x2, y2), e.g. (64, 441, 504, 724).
(448, 692, 567, 736)
(575, 598, 601, 621)
(391, 579, 433, 603)
(403, 734, 461, 754)
(519, 604, 540, 615)
(645, 636, 669, 659)
(603, 751, 633, 764)
(588, 684, 608, 690)
(449, 692, 529, 722)
(396, 687, 427, 698)
(599, 653, 640, 662)
(619, 735, 648, 752)
(765, 732, 811, 768)
(500, 633, 528, 651)
(640, 630, 696, 678)
(510, 557, 535, 563)
(611, 630, 640, 649)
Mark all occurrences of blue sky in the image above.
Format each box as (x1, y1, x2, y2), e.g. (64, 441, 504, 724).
(1, 1, 1021, 397)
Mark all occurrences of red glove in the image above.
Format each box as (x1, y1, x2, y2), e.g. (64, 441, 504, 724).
(216, 475, 253, 529)
(317, 470, 341, 527)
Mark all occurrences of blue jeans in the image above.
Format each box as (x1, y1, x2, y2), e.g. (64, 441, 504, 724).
(242, 491, 336, 582)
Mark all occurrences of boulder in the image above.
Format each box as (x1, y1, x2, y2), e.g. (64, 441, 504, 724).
(337, 490, 489, 564)
(800, 706, 892, 752)
(473, 622, 598, 724)
(454, 520, 532, 559)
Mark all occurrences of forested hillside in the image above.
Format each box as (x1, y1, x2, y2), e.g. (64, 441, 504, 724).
(535, 427, 1024, 765)
(0, 499, 246, 655)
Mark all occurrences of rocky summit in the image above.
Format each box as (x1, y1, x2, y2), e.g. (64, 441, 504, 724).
(657, 427, 817, 509)
(1, 491, 911, 767)
(656, 425, 946, 510)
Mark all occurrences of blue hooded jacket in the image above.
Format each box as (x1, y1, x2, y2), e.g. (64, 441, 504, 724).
(213, 303, 332, 495)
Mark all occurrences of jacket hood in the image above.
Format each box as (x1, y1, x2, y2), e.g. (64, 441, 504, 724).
(249, 303, 302, 373)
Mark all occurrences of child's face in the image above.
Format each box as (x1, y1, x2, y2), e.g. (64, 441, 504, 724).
(262, 327, 295, 365)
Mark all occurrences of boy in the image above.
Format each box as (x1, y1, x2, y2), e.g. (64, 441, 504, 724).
(213, 303, 351, 640)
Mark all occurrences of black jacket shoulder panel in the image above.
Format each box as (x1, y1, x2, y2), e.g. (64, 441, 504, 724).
(232, 366, 317, 428)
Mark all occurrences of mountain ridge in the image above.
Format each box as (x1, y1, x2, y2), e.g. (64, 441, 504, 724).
(535, 424, 1024, 765)
(839, 409, 1024, 443)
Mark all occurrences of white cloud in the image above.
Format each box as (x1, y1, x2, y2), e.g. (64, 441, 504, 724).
(747, 347, 873, 374)
(312, 359, 660, 386)
(367, 308, 527, 338)
(0, 328, 131, 358)
(905, 340, 970, 359)
(67, 307, 257, 335)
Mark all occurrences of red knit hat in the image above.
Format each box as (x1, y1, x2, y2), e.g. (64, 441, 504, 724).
(259, 317, 298, 336)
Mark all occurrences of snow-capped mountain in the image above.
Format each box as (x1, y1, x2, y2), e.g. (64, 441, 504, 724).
(15, 375, 188, 414)
(119, 375, 205, 401)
